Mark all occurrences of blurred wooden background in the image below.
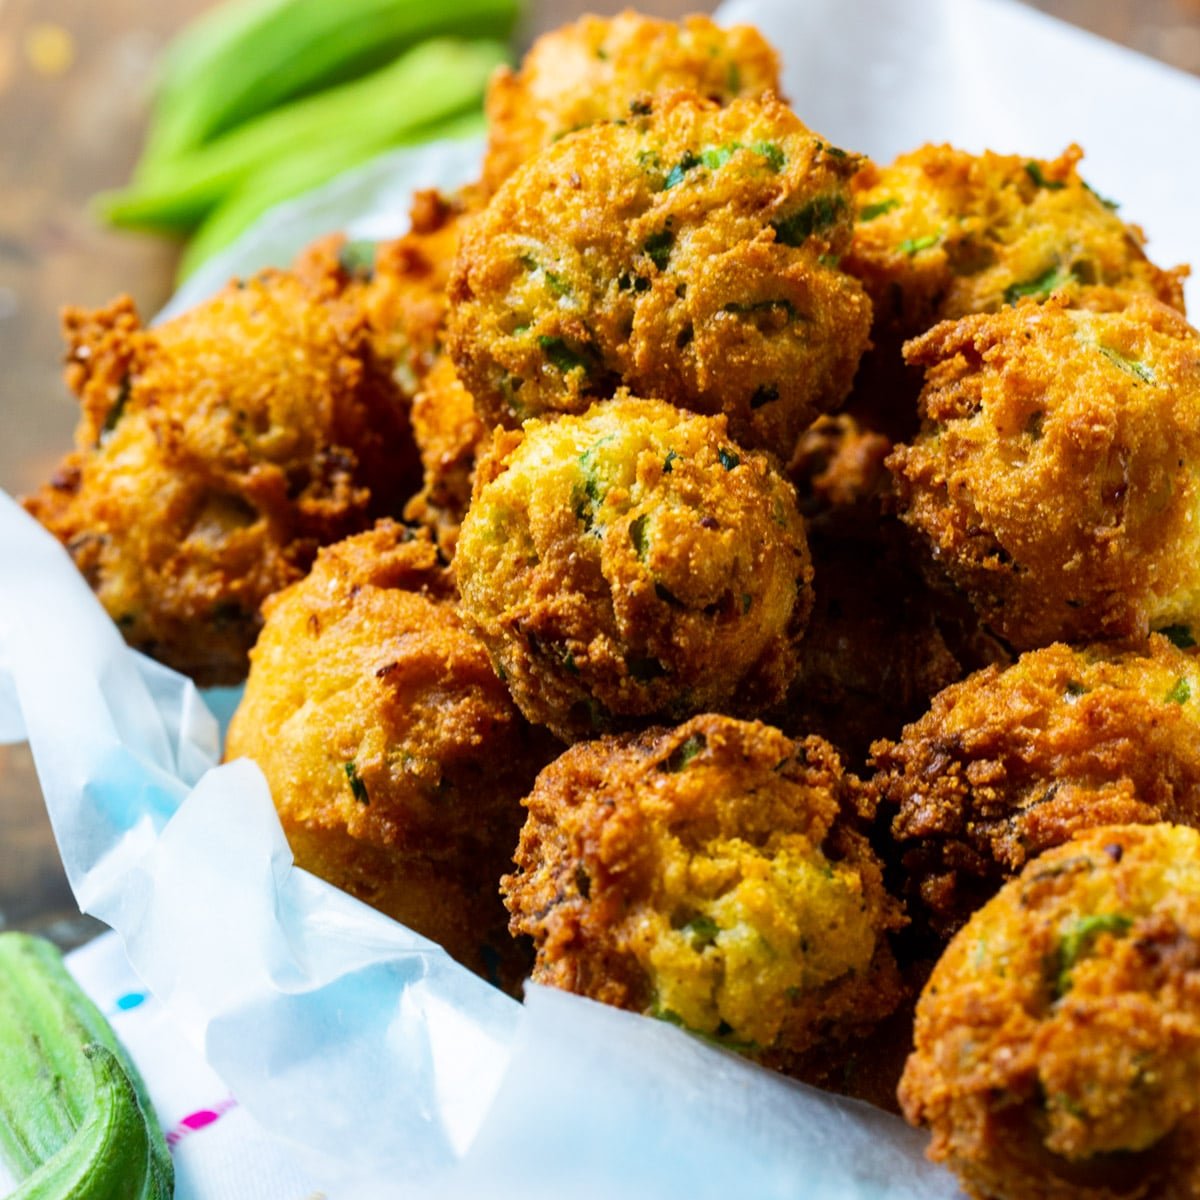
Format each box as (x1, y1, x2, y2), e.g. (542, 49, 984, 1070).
(1, 0, 1199, 949)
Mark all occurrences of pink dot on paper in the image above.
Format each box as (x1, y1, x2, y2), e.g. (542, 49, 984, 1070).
(181, 1109, 220, 1132)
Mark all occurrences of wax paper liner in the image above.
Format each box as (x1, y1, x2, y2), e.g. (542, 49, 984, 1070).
(3, 0, 1199, 1193)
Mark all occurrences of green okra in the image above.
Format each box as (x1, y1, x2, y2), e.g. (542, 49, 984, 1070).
(177, 110, 484, 281)
(100, 38, 506, 233)
(0, 933, 173, 1197)
(10, 1044, 165, 1200)
(140, 0, 521, 171)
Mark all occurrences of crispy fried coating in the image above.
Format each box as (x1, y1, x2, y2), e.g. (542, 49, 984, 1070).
(888, 297, 1200, 648)
(900, 824, 1200, 1200)
(846, 143, 1187, 341)
(24, 260, 419, 685)
(402, 355, 486, 559)
(353, 187, 478, 396)
(224, 521, 553, 989)
(450, 90, 872, 453)
(503, 714, 905, 1073)
(874, 636, 1200, 941)
(481, 10, 781, 193)
(454, 394, 812, 741)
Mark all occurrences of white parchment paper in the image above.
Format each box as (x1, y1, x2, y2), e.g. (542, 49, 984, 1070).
(3, 0, 1198, 1194)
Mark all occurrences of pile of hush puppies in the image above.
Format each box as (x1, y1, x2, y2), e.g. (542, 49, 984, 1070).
(26, 11, 1200, 1198)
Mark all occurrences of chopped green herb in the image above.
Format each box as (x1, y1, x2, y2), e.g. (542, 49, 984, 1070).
(1003, 264, 1075, 304)
(664, 149, 701, 189)
(1098, 345, 1155, 384)
(749, 141, 785, 172)
(1084, 180, 1119, 211)
(683, 915, 720, 948)
(1167, 677, 1192, 705)
(644, 228, 674, 270)
(558, 646, 580, 675)
(898, 233, 940, 256)
(1064, 680, 1087, 698)
(726, 61, 741, 93)
(1158, 624, 1196, 649)
(630, 513, 650, 558)
(663, 732, 707, 771)
(718, 447, 740, 471)
(751, 383, 780, 409)
(1024, 161, 1065, 190)
(539, 335, 592, 376)
(741, 593, 753, 614)
(595, 45, 608, 60)
(344, 761, 369, 804)
(1025, 410, 1044, 440)
(700, 143, 739, 170)
(1054, 913, 1131, 995)
(100, 375, 132, 443)
(663, 449, 680, 473)
(819, 142, 849, 159)
(629, 98, 652, 116)
(337, 239, 377, 275)
(859, 197, 900, 222)
(773, 194, 846, 246)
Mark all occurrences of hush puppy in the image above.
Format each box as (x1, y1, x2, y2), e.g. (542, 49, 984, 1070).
(224, 521, 553, 988)
(874, 636, 1200, 940)
(25, 260, 418, 685)
(847, 143, 1186, 340)
(454, 394, 812, 741)
(888, 296, 1200, 649)
(900, 824, 1200, 1200)
(503, 714, 905, 1074)
(450, 90, 872, 453)
(482, 10, 781, 192)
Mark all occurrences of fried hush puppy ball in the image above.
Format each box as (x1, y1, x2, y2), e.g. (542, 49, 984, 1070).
(24, 261, 418, 685)
(888, 297, 1200, 649)
(901, 824, 1200, 1200)
(454, 394, 812, 741)
(874, 636, 1200, 941)
(402, 355, 486, 559)
(225, 521, 553, 989)
(481, 10, 781, 193)
(846, 143, 1187, 341)
(449, 90, 872, 453)
(502, 715, 905, 1072)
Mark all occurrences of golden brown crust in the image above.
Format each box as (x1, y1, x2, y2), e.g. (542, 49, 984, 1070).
(354, 187, 476, 397)
(846, 143, 1188, 342)
(454, 394, 812, 741)
(225, 521, 555, 988)
(481, 11, 781, 193)
(451, 90, 872, 452)
(873, 637, 1200, 941)
(888, 297, 1200, 649)
(402, 355, 486, 559)
(900, 824, 1200, 1200)
(24, 263, 419, 686)
(503, 714, 905, 1072)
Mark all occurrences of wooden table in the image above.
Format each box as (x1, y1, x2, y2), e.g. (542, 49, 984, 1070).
(2, 0, 1199, 951)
